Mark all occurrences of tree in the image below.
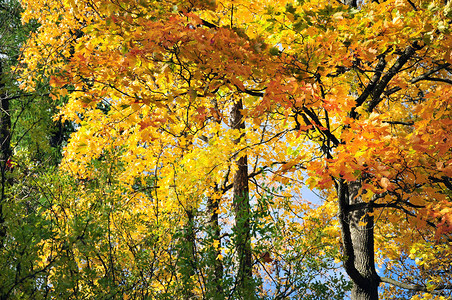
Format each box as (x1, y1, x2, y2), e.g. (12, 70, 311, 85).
(15, 1, 351, 299)
(0, 0, 77, 298)
(17, 0, 452, 299)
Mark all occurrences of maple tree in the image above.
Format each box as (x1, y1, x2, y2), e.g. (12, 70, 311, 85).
(14, 0, 452, 299)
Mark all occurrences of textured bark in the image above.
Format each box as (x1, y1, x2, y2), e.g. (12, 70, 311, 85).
(337, 179, 379, 300)
(206, 196, 224, 298)
(230, 99, 253, 297)
(335, 10, 420, 294)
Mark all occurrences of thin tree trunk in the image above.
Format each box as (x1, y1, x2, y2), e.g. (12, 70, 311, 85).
(337, 179, 380, 300)
(206, 196, 224, 299)
(230, 99, 253, 298)
(205, 99, 224, 298)
(0, 60, 11, 249)
(180, 209, 196, 300)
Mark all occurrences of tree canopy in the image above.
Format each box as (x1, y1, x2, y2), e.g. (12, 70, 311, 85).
(7, 0, 452, 299)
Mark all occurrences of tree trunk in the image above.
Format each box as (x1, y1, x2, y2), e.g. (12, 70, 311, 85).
(206, 196, 224, 298)
(180, 209, 196, 300)
(337, 179, 380, 300)
(338, 0, 381, 293)
(230, 99, 253, 298)
(343, 0, 357, 7)
(0, 60, 11, 249)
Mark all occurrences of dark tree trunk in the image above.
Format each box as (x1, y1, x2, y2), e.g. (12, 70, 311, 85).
(338, 0, 382, 292)
(337, 179, 380, 300)
(230, 99, 253, 298)
(0, 60, 11, 249)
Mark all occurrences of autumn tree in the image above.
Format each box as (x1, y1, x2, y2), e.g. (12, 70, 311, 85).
(17, 0, 452, 299)
(269, 1, 452, 299)
(0, 0, 80, 298)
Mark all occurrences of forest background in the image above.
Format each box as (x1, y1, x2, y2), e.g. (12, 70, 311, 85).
(0, 0, 452, 299)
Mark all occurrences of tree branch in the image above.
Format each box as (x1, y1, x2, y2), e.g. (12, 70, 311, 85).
(382, 63, 450, 97)
(302, 106, 341, 146)
(411, 63, 450, 84)
(380, 277, 452, 295)
(406, 0, 418, 10)
(420, 77, 452, 85)
(367, 43, 421, 113)
(222, 167, 267, 193)
(351, 56, 387, 118)
(429, 176, 452, 192)
(201, 19, 218, 29)
(382, 120, 414, 126)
